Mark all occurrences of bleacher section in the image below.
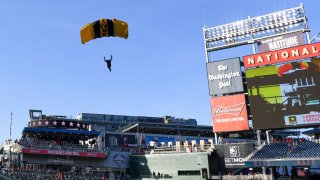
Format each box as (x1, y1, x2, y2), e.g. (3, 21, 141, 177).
(248, 141, 320, 161)
(287, 141, 320, 159)
(250, 143, 289, 160)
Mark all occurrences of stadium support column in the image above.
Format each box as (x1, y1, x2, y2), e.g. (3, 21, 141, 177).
(20, 153, 24, 170)
(306, 31, 311, 44)
(215, 133, 218, 145)
(256, 130, 261, 146)
(251, 41, 256, 54)
(137, 124, 140, 152)
(8, 146, 11, 169)
(257, 130, 267, 178)
(266, 130, 270, 144)
(301, 3, 311, 44)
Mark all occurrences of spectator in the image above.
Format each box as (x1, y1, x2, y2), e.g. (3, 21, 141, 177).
(291, 167, 298, 178)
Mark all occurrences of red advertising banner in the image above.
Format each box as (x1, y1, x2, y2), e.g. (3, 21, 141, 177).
(244, 42, 320, 68)
(211, 94, 249, 132)
(21, 148, 106, 158)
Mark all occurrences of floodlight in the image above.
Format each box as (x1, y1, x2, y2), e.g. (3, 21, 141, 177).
(203, 3, 309, 53)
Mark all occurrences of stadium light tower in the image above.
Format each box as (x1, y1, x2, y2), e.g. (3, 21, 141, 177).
(203, 3, 310, 62)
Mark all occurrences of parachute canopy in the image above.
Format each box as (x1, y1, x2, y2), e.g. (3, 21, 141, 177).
(80, 19, 128, 44)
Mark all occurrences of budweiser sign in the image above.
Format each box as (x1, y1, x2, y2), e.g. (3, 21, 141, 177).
(210, 94, 249, 132)
(244, 42, 320, 68)
(214, 103, 245, 116)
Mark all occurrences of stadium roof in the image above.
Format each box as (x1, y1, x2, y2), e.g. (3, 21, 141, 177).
(116, 122, 297, 139)
(271, 130, 301, 136)
(116, 122, 215, 137)
(302, 128, 320, 136)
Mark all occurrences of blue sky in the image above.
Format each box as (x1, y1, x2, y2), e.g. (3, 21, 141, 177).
(0, 0, 319, 144)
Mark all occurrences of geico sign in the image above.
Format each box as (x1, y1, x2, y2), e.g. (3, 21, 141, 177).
(244, 42, 320, 68)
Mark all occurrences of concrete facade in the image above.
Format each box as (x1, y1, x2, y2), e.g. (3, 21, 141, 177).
(130, 152, 209, 180)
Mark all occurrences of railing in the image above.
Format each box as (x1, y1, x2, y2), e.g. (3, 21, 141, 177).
(20, 143, 102, 153)
(244, 142, 266, 161)
(132, 174, 173, 179)
(221, 174, 273, 180)
(0, 173, 11, 180)
(133, 142, 259, 155)
(0, 169, 108, 180)
(132, 144, 213, 155)
(154, 144, 212, 154)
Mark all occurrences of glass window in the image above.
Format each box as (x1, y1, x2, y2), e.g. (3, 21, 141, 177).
(307, 77, 314, 85)
(177, 170, 201, 176)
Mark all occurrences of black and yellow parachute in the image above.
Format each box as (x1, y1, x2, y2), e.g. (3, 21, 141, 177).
(80, 19, 128, 44)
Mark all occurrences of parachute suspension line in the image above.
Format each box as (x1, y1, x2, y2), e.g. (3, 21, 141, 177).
(99, 39, 105, 58)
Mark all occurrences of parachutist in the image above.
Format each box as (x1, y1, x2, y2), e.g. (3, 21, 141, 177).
(104, 55, 112, 72)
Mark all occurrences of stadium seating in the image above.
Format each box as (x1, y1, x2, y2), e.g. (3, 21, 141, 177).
(249, 141, 320, 161)
(0, 169, 107, 180)
(250, 143, 289, 160)
(287, 141, 320, 159)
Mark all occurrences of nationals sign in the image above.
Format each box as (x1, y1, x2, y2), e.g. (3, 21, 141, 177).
(244, 42, 320, 68)
(211, 94, 249, 132)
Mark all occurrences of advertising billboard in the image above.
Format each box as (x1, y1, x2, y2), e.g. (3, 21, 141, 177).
(206, 57, 244, 96)
(257, 31, 305, 53)
(215, 143, 254, 168)
(246, 58, 320, 129)
(244, 42, 320, 69)
(210, 94, 249, 132)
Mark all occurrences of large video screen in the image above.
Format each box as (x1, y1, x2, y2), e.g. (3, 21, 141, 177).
(246, 58, 320, 129)
(105, 133, 136, 147)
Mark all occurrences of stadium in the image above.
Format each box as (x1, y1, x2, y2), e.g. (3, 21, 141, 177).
(1, 3, 320, 180)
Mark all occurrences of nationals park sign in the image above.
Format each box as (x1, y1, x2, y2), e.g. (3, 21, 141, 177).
(243, 42, 320, 68)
